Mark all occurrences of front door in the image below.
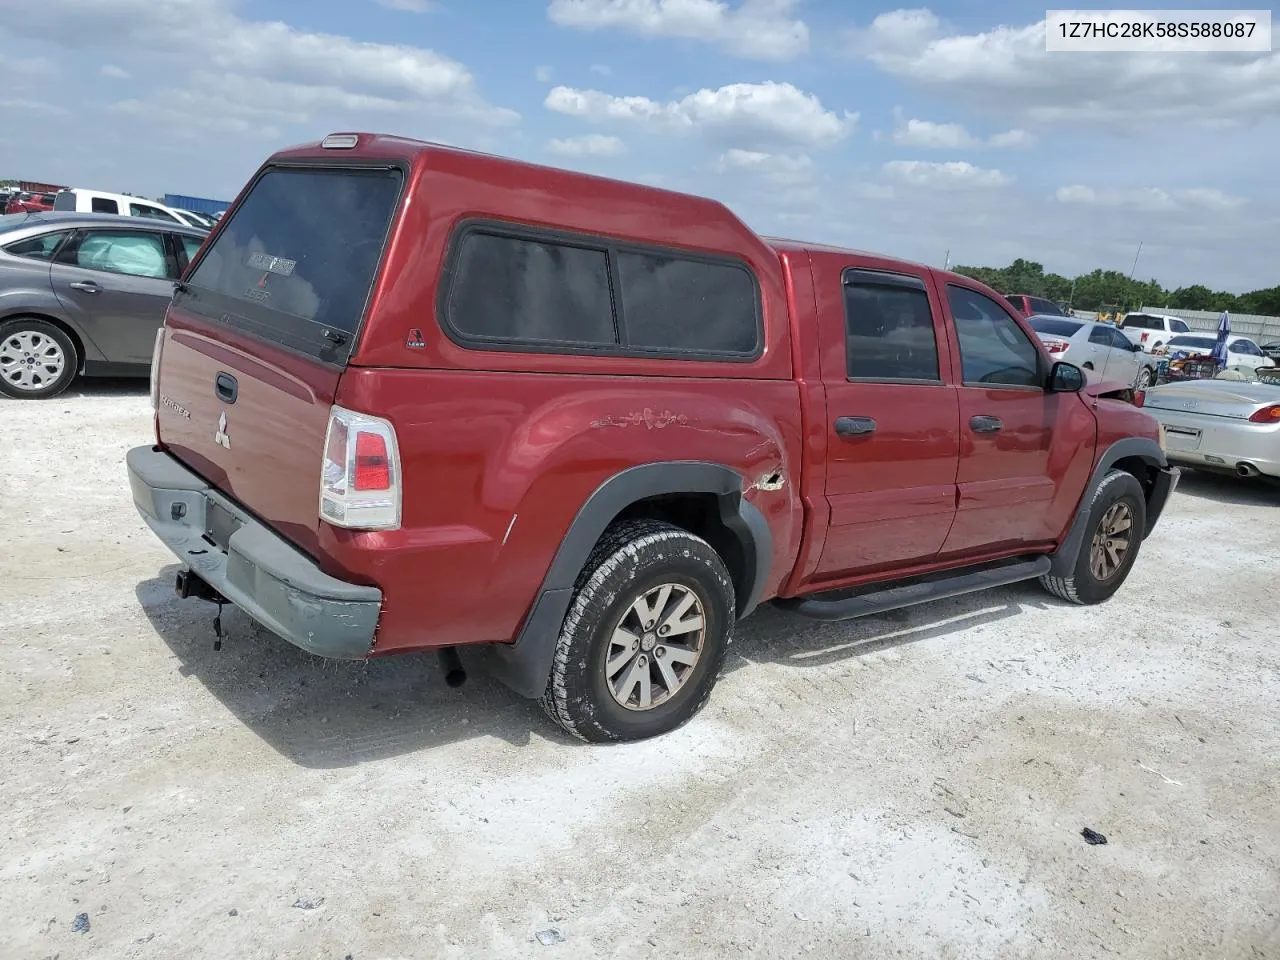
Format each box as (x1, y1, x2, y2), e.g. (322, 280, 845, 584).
(939, 282, 1095, 556)
(50, 228, 178, 364)
(812, 263, 961, 579)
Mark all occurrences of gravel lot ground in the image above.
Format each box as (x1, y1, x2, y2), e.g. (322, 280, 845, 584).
(2, 383, 1279, 960)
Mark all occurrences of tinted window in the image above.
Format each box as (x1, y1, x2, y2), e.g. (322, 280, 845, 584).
(1124, 314, 1154, 329)
(617, 251, 758, 355)
(1028, 317, 1082, 337)
(843, 272, 939, 381)
(1109, 328, 1134, 350)
(1030, 297, 1062, 315)
(1233, 339, 1261, 356)
(1167, 336, 1216, 350)
(90, 197, 119, 214)
(448, 233, 614, 345)
(185, 166, 402, 359)
(1088, 326, 1112, 345)
(1171, 318, 1190, 333)
(947, 285, 1041, 387)
(3, 230, 70, 261)
(57, 230, 172, 279)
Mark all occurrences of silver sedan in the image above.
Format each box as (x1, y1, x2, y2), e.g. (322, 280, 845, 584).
(1027, 315, 1158, 388)
(1143, 378, 1280, 479)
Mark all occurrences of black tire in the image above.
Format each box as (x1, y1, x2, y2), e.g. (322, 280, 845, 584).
(1135, 366, 1155, 389)
(541, 519, 736, 743)
(0, 317, 78, 399)
(1040, 469, 1147, 605)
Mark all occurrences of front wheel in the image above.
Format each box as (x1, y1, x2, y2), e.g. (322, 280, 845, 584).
(541, 519, 735, 743)
(1040, 469, 1147, 605)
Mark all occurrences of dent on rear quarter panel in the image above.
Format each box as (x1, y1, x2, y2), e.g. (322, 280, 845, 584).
(333, 368, 804, 653)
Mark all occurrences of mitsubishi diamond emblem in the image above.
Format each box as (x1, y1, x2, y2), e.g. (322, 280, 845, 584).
(214, 411, 231, 449)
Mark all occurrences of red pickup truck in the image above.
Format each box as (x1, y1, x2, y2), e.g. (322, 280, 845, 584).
(127, 133, 1178, 743)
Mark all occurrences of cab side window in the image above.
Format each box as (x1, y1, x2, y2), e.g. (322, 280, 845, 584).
(843, 269, 940, 382)
(947, 285, 1042, 388)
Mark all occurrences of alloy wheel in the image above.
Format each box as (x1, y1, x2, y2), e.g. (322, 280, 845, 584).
(1089, 501, 1133, 581)
(604, 582, 706, 711)
(1, 330, 67, 393)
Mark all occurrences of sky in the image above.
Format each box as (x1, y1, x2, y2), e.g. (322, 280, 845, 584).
(0, 0, 1276, 292)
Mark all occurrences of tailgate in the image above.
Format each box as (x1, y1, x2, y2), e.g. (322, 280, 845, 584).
(153, 161, 404, 558)
(155, 312, 339, 557)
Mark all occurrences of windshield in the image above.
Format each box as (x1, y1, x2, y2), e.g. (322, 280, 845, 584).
(1028, 317, 1083, 336)
(1167, 336, 1216, 350)
(181, 165, 402, 362)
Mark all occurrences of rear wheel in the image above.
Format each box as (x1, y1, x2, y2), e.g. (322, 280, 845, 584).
(0, 318, 77, 399)
(1040, 469, 1147, 605)
(541, 519, 735, 743)
(1135, 366, 1155, 389)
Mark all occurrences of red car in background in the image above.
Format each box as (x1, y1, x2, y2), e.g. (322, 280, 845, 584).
(4, 192, 57, 214)
(1005, 294, 1070, 319)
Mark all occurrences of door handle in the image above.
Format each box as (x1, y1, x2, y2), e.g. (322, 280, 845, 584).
(970, 415, 1003, 433)
(214, 372, 238, 403)
(834, 416, 877, 437)
(69, 280, 100, 293)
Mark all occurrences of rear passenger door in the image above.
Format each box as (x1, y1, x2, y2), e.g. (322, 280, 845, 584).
(1105, 326, 1140, 384)
(939, 282, 1096, 555)
(1085, 324, 1113, 378)
(50, 228, 179, 364)
(813, 265, 960, 578)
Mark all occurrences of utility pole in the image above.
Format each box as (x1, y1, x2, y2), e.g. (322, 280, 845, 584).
(1127, 241, 1143, 311)
(943, 249, 951, 271)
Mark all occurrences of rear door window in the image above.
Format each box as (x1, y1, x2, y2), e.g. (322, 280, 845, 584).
(843, 269, 940, 381)
(56, 229, 175, 279)
(181, 166, 403, 362)
(90, 197, 119, 214)
(617, 251, 758, 355)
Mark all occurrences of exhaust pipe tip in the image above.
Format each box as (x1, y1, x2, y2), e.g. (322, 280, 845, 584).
(1236, 462, 1260, 478)
(437, 647, 467, 688)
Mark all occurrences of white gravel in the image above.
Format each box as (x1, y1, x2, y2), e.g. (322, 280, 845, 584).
(2, 383, 1278, 959)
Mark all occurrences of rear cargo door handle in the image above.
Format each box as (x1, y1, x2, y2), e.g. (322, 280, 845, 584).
(970, 415, 1003, 433)
(215, 372, 238, 403)
(69, 280, 100, 293)
(834, 416, 877, 437)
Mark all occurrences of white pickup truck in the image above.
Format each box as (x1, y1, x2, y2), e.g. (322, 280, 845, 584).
(1117, 312, 1192, 352)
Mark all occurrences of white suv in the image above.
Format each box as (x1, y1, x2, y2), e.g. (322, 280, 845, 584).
(1118, 312, 1191, 352)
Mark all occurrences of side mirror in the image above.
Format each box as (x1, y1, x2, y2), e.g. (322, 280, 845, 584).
(1049, 361, 1085, 392)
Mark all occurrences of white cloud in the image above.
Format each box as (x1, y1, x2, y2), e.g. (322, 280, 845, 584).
(715, 148, 813, 184)
(545, 81, 855, 149)
(883, 159, 1011, 188)
(535, 65, 554, 82)
(99, 64, 129, 79)
(851, 8, 1280, 128)
(888, 111, 1032, 150)
(546, 133, 626, 156)
(547, 0, 809, 61)
(376, 0, 434, 9)
(1055, 185, 1246, 212)
(9, 0, 517, 129)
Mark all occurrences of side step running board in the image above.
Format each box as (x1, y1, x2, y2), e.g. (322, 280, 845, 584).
(775, 556, 1052, 622)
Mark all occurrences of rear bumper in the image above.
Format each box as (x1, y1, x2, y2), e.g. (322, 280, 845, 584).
(127, 445, 382, 659)
(1144, 465, 1179, 537)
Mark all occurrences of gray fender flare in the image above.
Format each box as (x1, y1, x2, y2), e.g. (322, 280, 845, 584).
(466, 461, 772, 699)
(1048, 437, 1167, 577)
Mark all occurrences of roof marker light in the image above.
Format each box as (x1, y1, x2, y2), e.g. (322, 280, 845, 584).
(321, 134, 359, 149)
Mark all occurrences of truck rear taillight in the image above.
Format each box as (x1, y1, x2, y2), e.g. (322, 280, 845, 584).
(149, 327, 164, 410)
(319, 406, 402, 530)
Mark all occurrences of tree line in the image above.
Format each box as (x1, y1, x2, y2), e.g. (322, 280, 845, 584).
(952, 258, 1280, 317)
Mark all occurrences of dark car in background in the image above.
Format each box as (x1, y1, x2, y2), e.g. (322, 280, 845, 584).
(1262, 340, 1280, 363)
(0, 212, 207, 399)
